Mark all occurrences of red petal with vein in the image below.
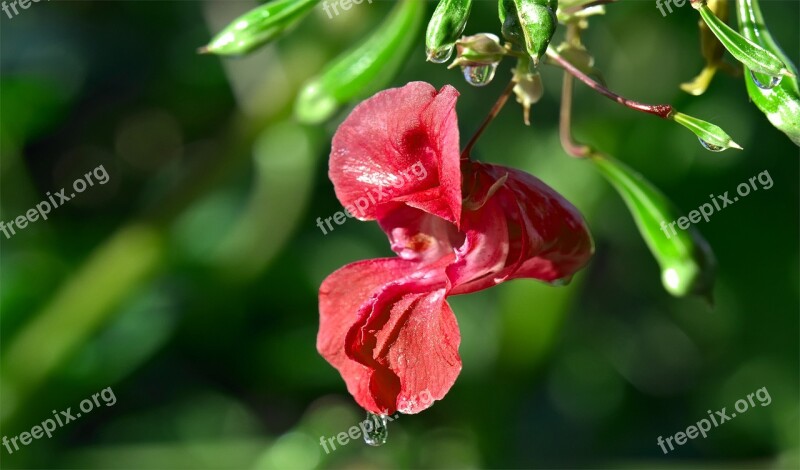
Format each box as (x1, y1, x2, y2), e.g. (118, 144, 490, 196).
(329, 82, 462, 225)
(345, 277, 461, 415)
(317, 258, 418, 413)
(449, 163, 593, 295)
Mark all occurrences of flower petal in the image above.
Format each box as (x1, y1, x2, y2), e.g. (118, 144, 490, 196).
(445, 191, 510, 291)
(449, 163, 593, 294)
(329, 82, 462, 224)
(346, 278, 462, 415)
(378, 205, 462, 263)
(317, 258, 418, 412)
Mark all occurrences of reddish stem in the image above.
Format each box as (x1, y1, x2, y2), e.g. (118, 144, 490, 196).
(560, 72, 592, 158)
(461, 79, 517, 160)
(548, 50, 674, 119)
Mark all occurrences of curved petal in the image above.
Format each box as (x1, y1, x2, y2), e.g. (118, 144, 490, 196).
(346, 278, 461, 415)
(329, 82, 462, 225)
(317, 258, 418, 412)
(449, 163, 593, 295)
(500, 165, 594, 283)
(445, 191, 510, 291)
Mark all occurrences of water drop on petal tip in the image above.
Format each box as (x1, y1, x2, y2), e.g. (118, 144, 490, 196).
(363, 412, 389, 447)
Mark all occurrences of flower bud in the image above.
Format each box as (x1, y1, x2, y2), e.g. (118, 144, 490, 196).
(512, 68, 543, 125)
(448, 33, 506, 68)
(498, 0, 557, 66)
(425, 0, 473, 63)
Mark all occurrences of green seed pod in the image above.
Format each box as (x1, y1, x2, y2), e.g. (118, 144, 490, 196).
(201, 0, 319, 56)
(498, 0, 558, 66)
(670, 112, 742, 152)
(294, 0, 423, 124)
(590, 153, 716, 300)
(737, 0, 800, 146)
(691, 0, 792, 78)
(426, 0, 473, 64)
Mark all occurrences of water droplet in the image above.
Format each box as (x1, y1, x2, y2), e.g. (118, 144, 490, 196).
(698, 137, 725, 152)
(462, 63, 498, 87)
(363, 412, 388, 446)
(548, 277, 570, 287)
(749, 70, 782, 90)
(426, 46, 453, 64)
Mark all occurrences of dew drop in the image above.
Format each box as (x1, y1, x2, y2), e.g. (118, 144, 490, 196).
(749, 70, 782, 90)
(363, 412, 388, 446)
(698, 137, 725, 152)
(462, 63, 498, 87)
(426, 46, 453, 64)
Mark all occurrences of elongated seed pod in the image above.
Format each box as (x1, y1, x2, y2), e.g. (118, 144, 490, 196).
(691, 0, 791, 78)
(426, 0, 473, 63)
(201, 0, 319, 56)
(295, 0, 423, 124)
(670, 112, 742, 152)
(736, 0, 800, 146)
(499, 0, 557, 66)
(591, 154, 716, 300)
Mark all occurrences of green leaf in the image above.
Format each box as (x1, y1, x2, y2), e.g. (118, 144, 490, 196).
(201, 0, 319, 56)
(590, 154, 716, 300)
(294, 0, 423, 124)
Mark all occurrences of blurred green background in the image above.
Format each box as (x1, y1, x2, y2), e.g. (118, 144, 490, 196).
(1, 0, 798, 468)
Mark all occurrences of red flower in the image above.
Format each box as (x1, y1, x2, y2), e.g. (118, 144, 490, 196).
(318, 82, 593, 415)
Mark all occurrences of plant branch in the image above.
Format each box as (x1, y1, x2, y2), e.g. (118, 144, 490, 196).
(560, 72, 593, 158)
(461, 78, 517, 160)
(546, 49, 674, 119)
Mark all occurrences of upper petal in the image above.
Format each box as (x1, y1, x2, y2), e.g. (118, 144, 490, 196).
(329, 82, 462, 225)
